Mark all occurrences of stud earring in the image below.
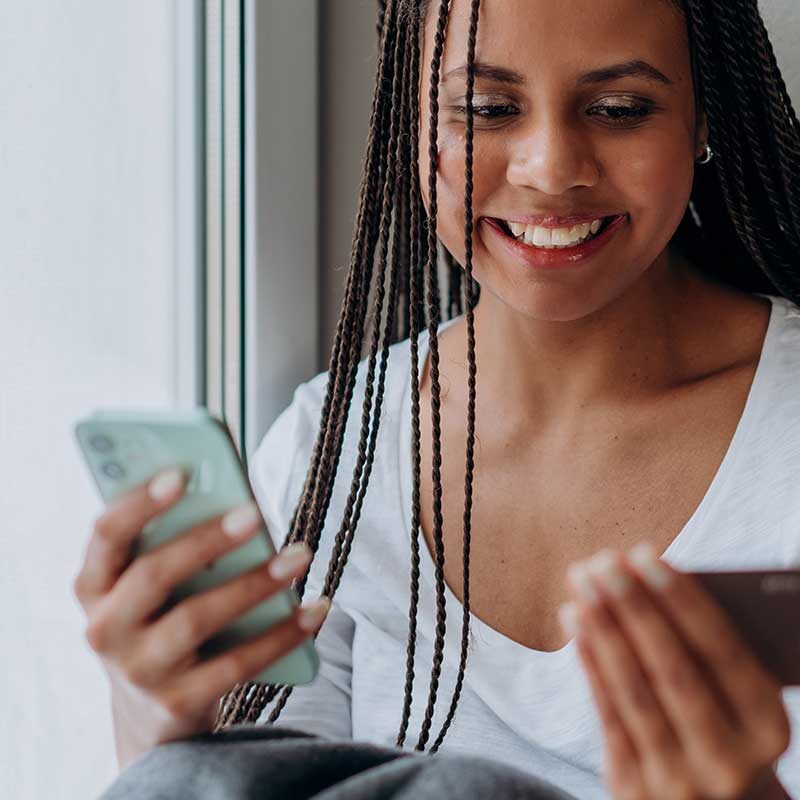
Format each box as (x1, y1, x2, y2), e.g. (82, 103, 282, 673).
(696, 143, 714, 165)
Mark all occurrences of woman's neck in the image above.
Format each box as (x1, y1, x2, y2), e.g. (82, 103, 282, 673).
(468, 250, 721, 425)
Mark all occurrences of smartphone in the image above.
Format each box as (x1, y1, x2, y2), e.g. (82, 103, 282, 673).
(689, 569, 800, 686)
(73, 407, 319, 687)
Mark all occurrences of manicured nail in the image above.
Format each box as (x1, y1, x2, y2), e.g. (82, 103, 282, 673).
(589, 550, 631, 597)
(558, 602, 579, 637)
(298, 597, 331, 631)
(566, 562, 599, 603)
(268, 543, 312, 581)
(148, 467, 184, 502)
(221, 501, 261, 540)
(628, 542, 673, 589)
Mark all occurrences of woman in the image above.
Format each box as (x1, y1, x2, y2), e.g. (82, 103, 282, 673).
(80, 0, 800, 797)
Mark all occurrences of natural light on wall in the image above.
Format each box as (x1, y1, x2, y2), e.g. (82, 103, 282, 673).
(0, 3, 180, 797)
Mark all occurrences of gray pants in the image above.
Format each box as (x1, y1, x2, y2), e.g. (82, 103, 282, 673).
(99, 724, 578, 799)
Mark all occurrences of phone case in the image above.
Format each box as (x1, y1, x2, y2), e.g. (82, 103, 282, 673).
(73, 407, 319, 687)
(691, 569, 800, 686)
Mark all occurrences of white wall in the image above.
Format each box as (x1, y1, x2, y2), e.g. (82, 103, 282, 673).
(763, 0, 800, 92)
(0, 2, 177, 797)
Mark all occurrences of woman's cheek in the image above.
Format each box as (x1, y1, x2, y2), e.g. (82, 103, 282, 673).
(436, 139, 469, 258)
(611, 136, 695, 248)
(424, 132, 497, 267)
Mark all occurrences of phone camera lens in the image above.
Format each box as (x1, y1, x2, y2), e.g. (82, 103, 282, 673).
(89, 433, 114, 453)
(101, 461, 125, 479)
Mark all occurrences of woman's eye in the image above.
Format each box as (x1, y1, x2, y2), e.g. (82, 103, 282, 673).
(587, 101, 654, 125)
(450, 104, 519, 120)
(448, 99, 654, 126)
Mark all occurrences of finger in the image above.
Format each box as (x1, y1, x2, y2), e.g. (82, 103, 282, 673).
(107, 500, 269, 630)
(156, 598, 330, 718)
(566, 562, 684, 781)
(74, 467, 188, 601)
(561, 604, 643, 794)
(625, 543, 790, 755)
(131, 545, 313, 684)
(583, 548, 738, 767)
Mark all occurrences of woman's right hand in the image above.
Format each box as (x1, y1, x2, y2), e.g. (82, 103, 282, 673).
(72, 466, 329, 770)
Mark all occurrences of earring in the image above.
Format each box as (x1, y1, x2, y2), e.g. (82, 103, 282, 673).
(696, 143, 714, 165)
(688, 199, 702, 227)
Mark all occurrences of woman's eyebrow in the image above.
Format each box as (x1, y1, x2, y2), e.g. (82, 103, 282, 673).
(577, 59, 673, 86)
(442, 62, 526, 85)
(442, 59, 673, 87)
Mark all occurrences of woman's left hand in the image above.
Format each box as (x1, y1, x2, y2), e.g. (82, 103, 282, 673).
(559, 543, 793, 800)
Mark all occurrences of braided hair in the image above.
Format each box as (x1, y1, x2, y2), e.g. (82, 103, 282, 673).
(213, 0, 800, 751)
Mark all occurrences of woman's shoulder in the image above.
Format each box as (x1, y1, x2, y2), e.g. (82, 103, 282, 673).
(757, 293, 800, 460)
(762, 292, 800, 377)
(248, 334, 415, 535)
(742, 292, 800, 441)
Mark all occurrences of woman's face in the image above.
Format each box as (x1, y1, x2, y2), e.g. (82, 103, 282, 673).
(418, 0, 708, 321)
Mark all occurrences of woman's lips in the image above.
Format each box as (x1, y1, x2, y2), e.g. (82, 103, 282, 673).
(482, 214, 627, 269)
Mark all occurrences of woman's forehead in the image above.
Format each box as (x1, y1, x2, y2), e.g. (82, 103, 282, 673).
(422, 0, 689, 83)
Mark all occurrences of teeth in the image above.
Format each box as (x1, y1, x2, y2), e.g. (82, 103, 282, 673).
(504, 217, 608, 249)
(551, 227, 575, 245)
(531, 227, 553, 246)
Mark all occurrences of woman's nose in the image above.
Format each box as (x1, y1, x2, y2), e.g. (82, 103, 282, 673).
(505, 119, 599, 196)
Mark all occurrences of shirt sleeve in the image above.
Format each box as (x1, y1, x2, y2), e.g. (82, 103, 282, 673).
(247, 375, 355, 740)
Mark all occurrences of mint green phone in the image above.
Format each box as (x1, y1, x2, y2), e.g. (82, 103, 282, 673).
(73, 407, 319, 687)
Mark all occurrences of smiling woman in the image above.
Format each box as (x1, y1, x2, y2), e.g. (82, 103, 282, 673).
(419, 0, 789, 304)
(97, 1, 800, 799)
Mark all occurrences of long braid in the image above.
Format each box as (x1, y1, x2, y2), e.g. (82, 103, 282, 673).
(234, 194, 383, 723)
(429, 0, 480, 753)
(324, 1, 411, 597)
(295, 15, 399, 574)
(265, 77, 397, 730)
(286, 0, 398, 593)
(290, 0, 396, 555)
(265, 4, 405, 719)
(396, 0, 425, 749)
(268, 0, 404, 722)
(413, 0, 450, 752)
(226, 153, 388, 723)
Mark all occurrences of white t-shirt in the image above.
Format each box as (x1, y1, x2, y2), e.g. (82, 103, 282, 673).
(251, 292, 800, 799)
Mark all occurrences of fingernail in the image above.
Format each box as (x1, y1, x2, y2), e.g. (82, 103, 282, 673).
(221, 501, 261, 540)
(589, 550, 631, 597)
(558, 602, 579, 637)
(268, 543, 312, 581)
(628, 542, 673, 589)
(298, 597, 331, 631)
(148, 467, 184, 502)
(566, 562, 599, 603)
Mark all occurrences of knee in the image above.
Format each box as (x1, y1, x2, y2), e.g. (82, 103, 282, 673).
(412, 752, 572, 799)
(99, 740, 234, 800)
